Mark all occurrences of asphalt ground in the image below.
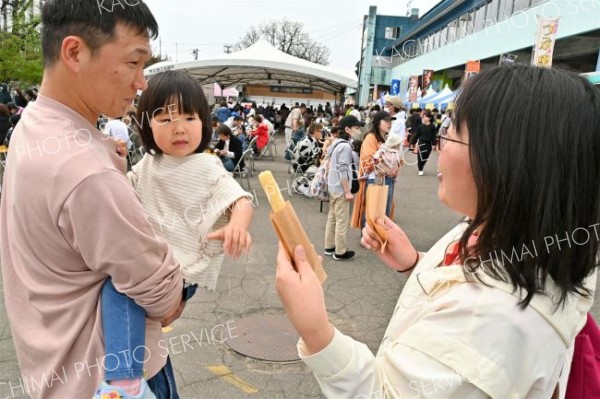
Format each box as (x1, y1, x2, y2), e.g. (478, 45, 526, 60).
(0, 134, 598, 398)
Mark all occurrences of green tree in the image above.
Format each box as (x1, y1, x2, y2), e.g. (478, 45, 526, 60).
(0, 0, 42, 85)
(235, 19, 330, 65)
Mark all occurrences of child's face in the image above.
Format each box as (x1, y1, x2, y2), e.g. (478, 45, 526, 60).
(151, 105, 203, 157)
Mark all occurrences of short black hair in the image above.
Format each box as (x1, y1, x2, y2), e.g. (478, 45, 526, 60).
(454, 64, 600, 308)
(41, 0, 158, 67)
(233, 116, 244, 122)
(216, 125, 232, 137)
(136, 70, 212, 155)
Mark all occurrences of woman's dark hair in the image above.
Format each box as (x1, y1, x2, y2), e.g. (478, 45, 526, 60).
(41, 0, 158, 67)
(24, 89, 37, 101)
(454, 64, 600, 307)
(216, 125, 232, 137)
(367, 111, 390, 144)
(0, 104, 9, 117)
(137, 70, 212, 155)
(352, 139, 363, 153)
(254, 114, 263, 123)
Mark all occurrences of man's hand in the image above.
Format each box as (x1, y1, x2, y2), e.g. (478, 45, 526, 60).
(161, 298, 186, 327)
(111, 138, 127, 158)
(206, 224, 252, 258)
(345, 192, 354, 201)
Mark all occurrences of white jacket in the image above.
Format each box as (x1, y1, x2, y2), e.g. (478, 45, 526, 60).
(299, 223, 596, 398)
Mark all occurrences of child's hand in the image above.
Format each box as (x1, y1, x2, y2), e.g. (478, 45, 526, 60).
(206, 224, 252, 258)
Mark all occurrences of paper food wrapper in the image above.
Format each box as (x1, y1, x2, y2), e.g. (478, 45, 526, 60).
(270, 202, 327, 283)
(365, 184, 389, 252)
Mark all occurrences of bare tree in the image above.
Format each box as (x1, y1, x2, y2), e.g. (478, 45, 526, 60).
(235, 19, 330, 65)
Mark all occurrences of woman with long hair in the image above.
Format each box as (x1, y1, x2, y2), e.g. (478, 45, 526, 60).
(275, 65, 599, 398)
(351, 111, 394, 230)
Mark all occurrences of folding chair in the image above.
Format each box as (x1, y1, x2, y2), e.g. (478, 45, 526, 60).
(232, 149, 254, 191)
(246, 136, 258, 176)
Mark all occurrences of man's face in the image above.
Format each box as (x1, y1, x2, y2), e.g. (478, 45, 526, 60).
(77, 23, 151, 118)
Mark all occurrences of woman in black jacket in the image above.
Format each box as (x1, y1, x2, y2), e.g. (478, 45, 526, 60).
(411, 113, 436, 175)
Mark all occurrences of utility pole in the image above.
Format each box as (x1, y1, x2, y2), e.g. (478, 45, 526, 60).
(175, 43, 178, 62)
(223, 44, 233, 54)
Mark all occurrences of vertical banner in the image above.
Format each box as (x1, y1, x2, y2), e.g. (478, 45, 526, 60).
(421, 70, 434, 98)
(499, 53, 518, 65)
(408, 76, 419, 103)
(532, 17, 559, 68)
(390, 79, 400, 95)
(464, 60, 481, 81)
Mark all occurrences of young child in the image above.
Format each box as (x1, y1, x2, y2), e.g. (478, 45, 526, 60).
(95, 70, 254, 399)
(372, 133, 403, 179)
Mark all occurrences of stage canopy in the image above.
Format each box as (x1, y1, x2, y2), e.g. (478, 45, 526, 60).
(145, 40, 358, 95)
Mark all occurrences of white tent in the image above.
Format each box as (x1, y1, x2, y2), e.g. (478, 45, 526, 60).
(419, 88, 439, 103)
(145, 40, 357, 95)
(426, 85, 454, 103)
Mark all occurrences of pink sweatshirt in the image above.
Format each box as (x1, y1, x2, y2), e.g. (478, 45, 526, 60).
(0, 95, 183, 398)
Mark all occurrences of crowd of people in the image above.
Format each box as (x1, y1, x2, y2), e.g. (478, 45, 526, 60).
(0, 83, 37, 146)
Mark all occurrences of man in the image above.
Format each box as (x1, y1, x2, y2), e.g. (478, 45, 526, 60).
(284, 103, 305, 145)
(384, 94, 406, 143)
(215, 124, 244, 172)
(0, 1, 185, 397)
(324, 115, 364, 261)
(215, 101, 231, 123)
(224, 114, 244, 133)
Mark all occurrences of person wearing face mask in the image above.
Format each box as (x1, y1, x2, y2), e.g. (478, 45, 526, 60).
(383, 95, 406, 143)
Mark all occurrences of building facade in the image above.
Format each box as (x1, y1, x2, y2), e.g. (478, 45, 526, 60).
(357, 6, 420, 105)
(358, 0, 600, 102)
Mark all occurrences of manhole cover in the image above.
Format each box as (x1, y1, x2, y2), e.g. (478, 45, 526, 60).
(224, 313, 300, 362)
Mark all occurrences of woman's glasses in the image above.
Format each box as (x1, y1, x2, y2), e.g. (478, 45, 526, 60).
(438, 134, 469, 151)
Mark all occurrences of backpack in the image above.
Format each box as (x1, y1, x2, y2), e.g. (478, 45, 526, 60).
(564, 313, 600, 399)
(310, 141, 355, 200)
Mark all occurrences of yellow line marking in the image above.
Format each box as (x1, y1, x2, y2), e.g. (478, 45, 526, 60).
(206, 365, 259, 394)
(161, 325, 173, 333)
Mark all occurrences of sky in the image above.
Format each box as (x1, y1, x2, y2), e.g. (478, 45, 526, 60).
(142, 0, 442, 71)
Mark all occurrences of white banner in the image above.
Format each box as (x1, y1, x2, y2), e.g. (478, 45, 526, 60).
(532, 17, 560, 68)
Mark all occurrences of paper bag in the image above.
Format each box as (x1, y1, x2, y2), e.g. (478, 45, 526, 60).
(270, 202, 327, 283)
(365, 184, 389, 252)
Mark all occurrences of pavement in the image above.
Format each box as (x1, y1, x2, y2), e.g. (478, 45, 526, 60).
(0, 134, 598, 399)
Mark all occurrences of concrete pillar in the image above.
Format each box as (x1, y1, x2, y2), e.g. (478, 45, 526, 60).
(358, 6, 377, 106)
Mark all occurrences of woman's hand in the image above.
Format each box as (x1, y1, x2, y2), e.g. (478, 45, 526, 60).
(361, 216, 418, 273)
(275, 244, 333, 355)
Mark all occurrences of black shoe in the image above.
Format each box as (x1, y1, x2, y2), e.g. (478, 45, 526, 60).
(324, 247, 335, 256)
(333, 250, 355, 261)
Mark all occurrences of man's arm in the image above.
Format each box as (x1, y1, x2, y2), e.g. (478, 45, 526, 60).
(58, 170, 183, 319)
